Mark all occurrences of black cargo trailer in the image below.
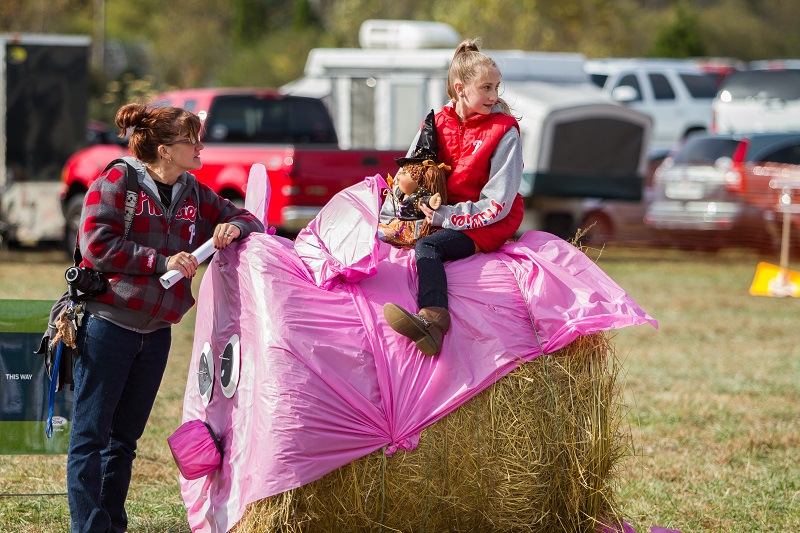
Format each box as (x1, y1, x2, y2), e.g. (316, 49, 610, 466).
(0, 33, 90, 245)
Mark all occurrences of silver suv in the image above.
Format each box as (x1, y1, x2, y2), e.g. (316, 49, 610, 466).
(644, 131, 800, 250)
(586, 59, 718, 152)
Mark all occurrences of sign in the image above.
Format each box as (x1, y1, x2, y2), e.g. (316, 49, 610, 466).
(0, 300, 72, 453)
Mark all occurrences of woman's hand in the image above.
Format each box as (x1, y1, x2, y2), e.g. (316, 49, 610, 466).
(214, 223, 241, 249)
(168, 252, 198, 278)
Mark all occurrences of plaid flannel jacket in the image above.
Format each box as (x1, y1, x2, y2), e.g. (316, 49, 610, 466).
(78, 158, 264, 326)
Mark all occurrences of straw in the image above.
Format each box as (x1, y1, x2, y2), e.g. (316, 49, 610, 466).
(234, 332, 629, 533)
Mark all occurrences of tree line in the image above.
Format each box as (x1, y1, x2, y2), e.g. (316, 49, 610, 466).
(1, 0, 799, 122)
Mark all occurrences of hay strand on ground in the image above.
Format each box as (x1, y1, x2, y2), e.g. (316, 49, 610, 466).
(235, 333, 629, 533)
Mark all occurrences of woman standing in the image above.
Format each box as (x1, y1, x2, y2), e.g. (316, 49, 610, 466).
(382, 38, 525, 356)
(67, 103, 264, 532)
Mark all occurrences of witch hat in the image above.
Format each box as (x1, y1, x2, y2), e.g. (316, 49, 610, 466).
(394, 110, 440, 167)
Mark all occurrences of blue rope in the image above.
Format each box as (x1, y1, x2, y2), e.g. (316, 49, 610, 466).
(45, 340, 63, 439)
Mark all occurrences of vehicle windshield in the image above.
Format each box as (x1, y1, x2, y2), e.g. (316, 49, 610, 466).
(204, 95, 338, 144)
(720, 70, 800, 100)
(672, 137, 740, 164)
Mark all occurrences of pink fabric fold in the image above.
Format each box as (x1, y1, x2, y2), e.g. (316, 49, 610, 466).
(178, 175, 657, 532)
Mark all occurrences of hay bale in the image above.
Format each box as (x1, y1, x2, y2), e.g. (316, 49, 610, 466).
(234, 333, 628, 533)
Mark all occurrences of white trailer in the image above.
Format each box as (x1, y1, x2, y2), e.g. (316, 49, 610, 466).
(283, 20, 652, 237)
(0, 33, 91, 245)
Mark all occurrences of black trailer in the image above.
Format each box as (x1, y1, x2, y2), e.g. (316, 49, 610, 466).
(0, 33, 90, 246)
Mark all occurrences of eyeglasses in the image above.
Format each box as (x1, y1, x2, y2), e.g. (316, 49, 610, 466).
(165, 136, 199, 146)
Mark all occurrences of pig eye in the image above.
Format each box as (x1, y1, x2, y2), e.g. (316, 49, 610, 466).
(198, 342, 214, 406)
(220, 334, 240, 399)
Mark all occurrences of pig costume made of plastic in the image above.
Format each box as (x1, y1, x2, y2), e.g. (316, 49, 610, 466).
(177, 165, 657, 532)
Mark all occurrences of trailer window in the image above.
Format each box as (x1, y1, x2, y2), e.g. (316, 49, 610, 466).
(350, 78, 376, 148)
(391, 83, 425, 150)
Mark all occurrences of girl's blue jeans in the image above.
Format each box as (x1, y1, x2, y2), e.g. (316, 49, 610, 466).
(67, 313, 171, 533)
(415, 228, 476, 309)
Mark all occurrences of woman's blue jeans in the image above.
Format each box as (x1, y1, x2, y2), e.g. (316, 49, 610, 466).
(67, 313, 171, 533)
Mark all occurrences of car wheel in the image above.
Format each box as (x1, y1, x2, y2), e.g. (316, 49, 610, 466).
(64, 194, 85, 255)
(581, 212, 613, 247)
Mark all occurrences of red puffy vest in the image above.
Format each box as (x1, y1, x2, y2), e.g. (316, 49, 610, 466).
(435, 106, 524, 252)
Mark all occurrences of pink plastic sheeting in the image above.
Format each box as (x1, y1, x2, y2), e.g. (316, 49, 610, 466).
(178, 175, 657, 532)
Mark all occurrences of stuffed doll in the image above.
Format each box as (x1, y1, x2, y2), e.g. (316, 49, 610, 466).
(380, 159, 449, 248)
(379, 109, 451, 248)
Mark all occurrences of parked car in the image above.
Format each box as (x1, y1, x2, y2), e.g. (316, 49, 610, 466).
(580, 148, 670, 247)
(585, 58, 718, 151)
(644, 131, 800, 251)
(712, 69, 800, 134)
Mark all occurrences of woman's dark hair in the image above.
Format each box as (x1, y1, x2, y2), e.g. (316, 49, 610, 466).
(115, 103, 202, 163)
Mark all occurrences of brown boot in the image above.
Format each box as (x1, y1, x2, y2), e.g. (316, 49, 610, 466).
(383, 303, 451, 356)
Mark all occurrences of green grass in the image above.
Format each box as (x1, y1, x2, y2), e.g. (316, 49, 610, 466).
(591, 246, 800, 532)
(1, 244, 799, 532)
(0, 247, 194, 533)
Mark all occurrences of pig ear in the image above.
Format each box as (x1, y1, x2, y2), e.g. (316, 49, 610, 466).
(245, 164, 270, 227)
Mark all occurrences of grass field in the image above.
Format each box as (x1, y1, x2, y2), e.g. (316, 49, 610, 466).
(0, 243, 798, 532)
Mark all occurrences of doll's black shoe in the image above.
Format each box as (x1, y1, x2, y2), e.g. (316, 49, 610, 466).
(383, 303, 451, 356)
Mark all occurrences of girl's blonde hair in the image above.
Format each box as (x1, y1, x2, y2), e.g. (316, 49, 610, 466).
(446, 39, 513, 116)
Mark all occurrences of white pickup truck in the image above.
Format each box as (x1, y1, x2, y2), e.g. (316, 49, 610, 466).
(586, 58, 719, 152)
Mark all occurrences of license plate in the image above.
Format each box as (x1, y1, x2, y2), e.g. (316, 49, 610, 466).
(665, 181, 704, 200)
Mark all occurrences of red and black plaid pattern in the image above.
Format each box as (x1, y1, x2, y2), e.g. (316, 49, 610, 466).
(79, 161, 264, 325)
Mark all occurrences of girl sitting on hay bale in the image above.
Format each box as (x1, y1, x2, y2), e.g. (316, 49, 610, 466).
(382, 39, 525, 358)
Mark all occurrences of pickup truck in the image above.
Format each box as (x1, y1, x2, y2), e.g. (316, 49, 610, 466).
(60, 88, 404, 246)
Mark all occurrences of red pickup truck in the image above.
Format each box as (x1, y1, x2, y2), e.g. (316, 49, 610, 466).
(60, 88, 403, 245)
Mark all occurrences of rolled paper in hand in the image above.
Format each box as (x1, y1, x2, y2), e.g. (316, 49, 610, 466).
(160, 238, 217, 289)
